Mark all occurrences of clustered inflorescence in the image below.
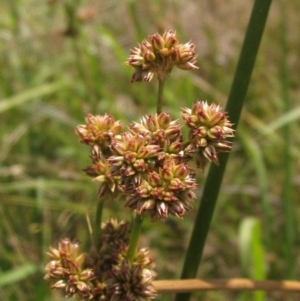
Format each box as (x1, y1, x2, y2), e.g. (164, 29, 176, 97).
(44, 30, 234, 300)
(75, 104, 233, 220)
(44, 220, 156, 301)
(125, 29, 198, 82)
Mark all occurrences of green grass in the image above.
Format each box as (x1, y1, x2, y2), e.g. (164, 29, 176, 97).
(0, 1, 300, 301)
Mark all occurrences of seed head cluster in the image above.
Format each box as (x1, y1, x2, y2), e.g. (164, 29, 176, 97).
(181, 101, 234, 170)
(76, 113, 123, 153)
(45, 221, 156, 300)
(125, 29, 198, 82)
(76, 114, 124, 197)
(44, 238, 101, 299)
(106, 248, 156, 301)
(75, 102, 234, 219)
(76, 111, 200, 220)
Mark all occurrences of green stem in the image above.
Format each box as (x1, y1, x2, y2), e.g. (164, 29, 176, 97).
(126, 214, 144, 262)
(126, 67, 165, 264)
(64, 0, 80, 37)
(175, 1, 272, 300)
(94, 198, 104, 250)
(128, 0, 143, 40)
(156, 78, 166, 114)
(6, 0, 20, 37)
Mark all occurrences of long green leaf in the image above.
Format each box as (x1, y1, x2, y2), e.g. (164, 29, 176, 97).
(262, 106, 300, 134)
(0, 81, 67, 113)
(238, 217, 266, 301)
(238, 127, 272, 251)
(0, 264, 40, 286)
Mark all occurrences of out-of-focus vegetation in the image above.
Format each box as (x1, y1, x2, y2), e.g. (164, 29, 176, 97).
(0, 0, 299, 300)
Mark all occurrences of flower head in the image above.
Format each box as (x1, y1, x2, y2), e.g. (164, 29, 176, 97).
(76, 113, 123, 152)
(84, 145, 118, 197)
(44, 238, 97, 299)
(106, 248, 156, 301)
(181, 101, 234, 170)
(125, 30, 198, 82)
(86, 219, 130, 279)
(130, 112, 182, 151)
(76, 114, 124, 197)
(101, 218, 130, 248)
(108, 131, 160, 192)
(126, 158, 196, 220)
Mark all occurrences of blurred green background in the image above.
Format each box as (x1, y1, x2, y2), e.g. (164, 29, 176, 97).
(0, 0, 299, 300)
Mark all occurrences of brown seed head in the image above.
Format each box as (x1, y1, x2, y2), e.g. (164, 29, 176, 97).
(108, 132, 160, 180)
(126, 158, 196, 220)
(181, 101, 234, 170)
(130, 113, 183, 156)
(76, 113, 123, 149)
(125, 29, 198, 82)
(106, 248, 156, 301)
(44, 238, 96, 299)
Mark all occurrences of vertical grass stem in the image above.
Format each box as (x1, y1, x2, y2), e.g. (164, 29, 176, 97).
(175, 1, 273, 300)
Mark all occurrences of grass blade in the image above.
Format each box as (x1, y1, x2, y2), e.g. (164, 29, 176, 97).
(175, 1, 273, 300)
(238, 217, 266, 301)
(0, 81, 67, 113)
(0, 263, 40, 287)
(238, 127, 272, 251)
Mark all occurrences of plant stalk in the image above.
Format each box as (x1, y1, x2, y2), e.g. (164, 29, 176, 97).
(126, 72, 166, 262)
(175, 0, 273, 300)
(154, 278, 300, 293)
(156, 78, 166, 114)
(94, 198, 104, 250)
(126, 214, 144, 262)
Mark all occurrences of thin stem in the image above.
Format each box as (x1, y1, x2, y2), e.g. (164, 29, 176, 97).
(94, 198, 104, 250)
(175, 0, 273, 300)
(156, 78, 166, 114)
(127, 0, 143, 40)
(6, 0, 20, 37)
(154, 279, 300, 293)
(126, 70, 165, 263)
(126, 214, 144, 262)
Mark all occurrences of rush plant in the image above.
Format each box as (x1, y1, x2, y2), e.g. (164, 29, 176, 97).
(43, 29, 235, 300)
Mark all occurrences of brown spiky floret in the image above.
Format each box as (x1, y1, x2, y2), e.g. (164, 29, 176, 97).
(181, 101, 235, 170)
(125, 30, 198, 82)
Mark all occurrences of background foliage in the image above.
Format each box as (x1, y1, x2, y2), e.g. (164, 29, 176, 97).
(0, 0, 299, 300)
